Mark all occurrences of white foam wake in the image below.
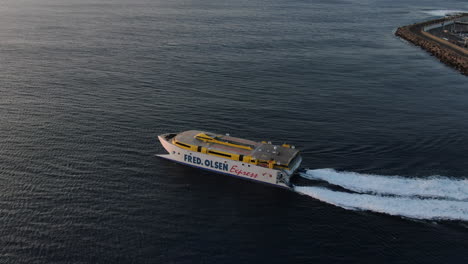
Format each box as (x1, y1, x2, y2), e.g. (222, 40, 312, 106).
(294, 186, 468, 221)
(422, 10, 467, 17)
(300, 169, 468, 201)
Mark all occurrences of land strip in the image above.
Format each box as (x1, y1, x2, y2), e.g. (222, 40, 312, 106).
(395, 14, 468, 76)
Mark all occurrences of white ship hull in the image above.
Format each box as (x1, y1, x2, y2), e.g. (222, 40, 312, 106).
(157, 135, 295, 189)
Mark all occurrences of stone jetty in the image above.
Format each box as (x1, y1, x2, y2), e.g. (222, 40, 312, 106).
(395, 14, 468, 76)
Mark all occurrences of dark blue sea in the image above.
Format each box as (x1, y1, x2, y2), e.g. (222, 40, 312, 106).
(1, 0, 467, 263)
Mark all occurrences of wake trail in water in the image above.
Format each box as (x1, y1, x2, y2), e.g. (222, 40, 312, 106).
(294, 186, 468, 221)
(300, 169, 468, 201)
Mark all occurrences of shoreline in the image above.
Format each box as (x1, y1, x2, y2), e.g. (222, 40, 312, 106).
(395, 14, 468, 76)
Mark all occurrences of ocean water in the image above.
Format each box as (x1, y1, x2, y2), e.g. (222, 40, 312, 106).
(1, 0, 467, 263)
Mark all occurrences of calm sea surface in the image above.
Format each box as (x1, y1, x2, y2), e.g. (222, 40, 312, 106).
(1, 0, 467, 263)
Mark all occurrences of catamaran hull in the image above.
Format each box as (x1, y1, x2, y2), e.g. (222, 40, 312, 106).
(157, 135, 292, 189)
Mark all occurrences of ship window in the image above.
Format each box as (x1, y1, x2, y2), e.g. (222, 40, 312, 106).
(165, 134, 176, 140)
(208, 150, 231, 158)
(175, 142, 191, 148)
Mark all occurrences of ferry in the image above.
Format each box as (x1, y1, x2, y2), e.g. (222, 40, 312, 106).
(157, 130, 302, 189)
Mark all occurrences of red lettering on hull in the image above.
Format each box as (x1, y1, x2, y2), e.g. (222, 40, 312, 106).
(230, 165, 258, 178)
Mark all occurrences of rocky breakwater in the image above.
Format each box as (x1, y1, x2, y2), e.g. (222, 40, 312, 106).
(395, 14, 468, 76)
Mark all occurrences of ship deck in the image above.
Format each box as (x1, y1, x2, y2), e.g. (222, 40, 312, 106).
(174, 130, 300, 165)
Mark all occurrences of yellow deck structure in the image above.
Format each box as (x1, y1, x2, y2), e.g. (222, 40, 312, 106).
(171, 130, 301, 170)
